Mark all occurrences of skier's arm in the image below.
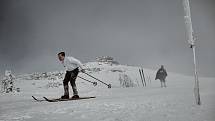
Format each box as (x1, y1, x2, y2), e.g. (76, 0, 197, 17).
(71, 58, 84, 70)
(155, 70, 159, 80)
(157, 69, 161, 74)
(164, 69, 168, 76)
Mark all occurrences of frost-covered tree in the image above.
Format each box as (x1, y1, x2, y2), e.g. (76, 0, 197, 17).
(1, 70, 16, 93)
(119, 74, 135, 88)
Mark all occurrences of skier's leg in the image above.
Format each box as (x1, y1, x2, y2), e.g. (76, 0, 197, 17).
(62, 71, 71, 98)
(70, 68, 79, 97)
(164, 80, 167, 87)
(71, 79, 78, 96)
(63, 81, 69, 96)
(160, 80, 163, 88)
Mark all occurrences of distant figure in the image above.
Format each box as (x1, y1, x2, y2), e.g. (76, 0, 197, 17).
(57, 52, 85, 99)
(155, 65, 168, 88)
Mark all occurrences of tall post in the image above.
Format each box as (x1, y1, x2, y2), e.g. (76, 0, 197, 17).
(183, 0, 201, 105)
(192, 46, 201, 105)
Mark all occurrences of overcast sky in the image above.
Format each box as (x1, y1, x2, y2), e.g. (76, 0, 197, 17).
(0, 0, 215, 77)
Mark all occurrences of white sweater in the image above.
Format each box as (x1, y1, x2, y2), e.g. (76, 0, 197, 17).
(62, 56, 83, 71)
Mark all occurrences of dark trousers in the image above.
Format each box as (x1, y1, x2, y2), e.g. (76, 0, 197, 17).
(159, 79, 167, 87)
(63, 68, 79, 96)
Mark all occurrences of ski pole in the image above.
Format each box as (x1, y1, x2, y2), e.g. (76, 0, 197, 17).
(82, 72, 111, 88)
(78, 76, 97, 86)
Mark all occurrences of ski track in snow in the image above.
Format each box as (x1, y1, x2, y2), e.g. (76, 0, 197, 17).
(0, 63, 215, 121)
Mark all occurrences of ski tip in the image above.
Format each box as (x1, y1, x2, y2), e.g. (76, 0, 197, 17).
(32, 96, 37, 100)
(43, 97, 53, 102)
(43, 97, 59, 102)
(43, 97, 48, 100)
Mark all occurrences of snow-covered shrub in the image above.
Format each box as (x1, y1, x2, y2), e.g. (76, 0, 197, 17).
(30, 73, 41, 80)
(86, 68, 102, 73)
(110, 69, 124, 73)
(96, 56, 119, 65)
(1, 70, 18, 93)
(48, 75, 57, 80)
(45, 81, 62, 88)
(119, 74, 135, 88)
(21, 71, 64, 81)
(55, 72, 64, 80)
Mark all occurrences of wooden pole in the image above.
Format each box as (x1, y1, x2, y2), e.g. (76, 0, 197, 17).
(192, 46, 201, 105)
(183, 0, 201, 105)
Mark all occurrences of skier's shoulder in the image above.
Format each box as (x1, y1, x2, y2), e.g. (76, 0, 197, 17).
(157, 68, 162, 72)
(162, 68, 167, 72)
(66, 56, 79, 62)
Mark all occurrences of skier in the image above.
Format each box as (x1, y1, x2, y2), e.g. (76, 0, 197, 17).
(58, 52, 85, 99)
(155, 65, 168, 88)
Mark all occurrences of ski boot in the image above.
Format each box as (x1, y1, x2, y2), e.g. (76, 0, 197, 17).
(61, 95, 69, 99)
(72, 95, 79, 99)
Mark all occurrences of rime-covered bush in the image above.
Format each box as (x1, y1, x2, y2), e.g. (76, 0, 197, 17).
(119, 74, 135, 88)
(1, 70, 19, 93)
(45, 81, 62, 88)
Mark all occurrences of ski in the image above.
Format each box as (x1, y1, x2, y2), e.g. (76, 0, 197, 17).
(139, 69, 144, 87)
(141, 69, 146, 86)
(43, 96, 96, 102)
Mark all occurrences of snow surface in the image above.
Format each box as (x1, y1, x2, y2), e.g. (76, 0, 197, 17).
(0, 62, 215, 121)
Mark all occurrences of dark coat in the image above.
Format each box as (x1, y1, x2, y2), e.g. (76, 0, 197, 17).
(155, 68, 167, 80)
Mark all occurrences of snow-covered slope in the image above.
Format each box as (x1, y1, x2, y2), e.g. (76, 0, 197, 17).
(0, 62, 214, 121)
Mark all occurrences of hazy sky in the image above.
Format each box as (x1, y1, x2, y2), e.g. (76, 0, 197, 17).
(0, 0, 215, 77)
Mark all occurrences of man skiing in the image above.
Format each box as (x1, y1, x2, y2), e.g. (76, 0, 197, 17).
(155, 65, 168, 88)
(58, 52, 85, 99)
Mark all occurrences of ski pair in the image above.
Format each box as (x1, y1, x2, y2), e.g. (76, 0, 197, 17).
(139, 68, 146, 87)
(32, 96, 96, 102)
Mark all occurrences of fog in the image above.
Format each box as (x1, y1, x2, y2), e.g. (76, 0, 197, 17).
(0, 0, 215, 77)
